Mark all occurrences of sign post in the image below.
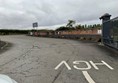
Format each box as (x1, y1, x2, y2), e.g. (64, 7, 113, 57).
(33, 22, 38, 29)
(32, 22, 38, 36)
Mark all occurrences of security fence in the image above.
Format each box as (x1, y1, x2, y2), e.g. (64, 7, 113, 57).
(102, 15, 118, 50)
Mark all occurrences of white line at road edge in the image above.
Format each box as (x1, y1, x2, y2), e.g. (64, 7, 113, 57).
(82, 71, 96, 83)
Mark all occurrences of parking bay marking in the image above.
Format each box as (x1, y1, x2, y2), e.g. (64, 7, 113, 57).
(54, 60, 114, 83)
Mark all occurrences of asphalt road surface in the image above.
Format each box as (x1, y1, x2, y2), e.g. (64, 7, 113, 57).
(0, 35, 118, 83)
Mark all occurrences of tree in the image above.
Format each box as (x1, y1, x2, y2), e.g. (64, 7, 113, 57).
(66, 20, 76, 28)
(75, 24, 82, 29)
(56, 26, 69, 31)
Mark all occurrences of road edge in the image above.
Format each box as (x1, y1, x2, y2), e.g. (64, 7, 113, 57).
(0, 41, 8, 50)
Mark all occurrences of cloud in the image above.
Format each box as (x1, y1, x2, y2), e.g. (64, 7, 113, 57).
(0, 0, 117, 29)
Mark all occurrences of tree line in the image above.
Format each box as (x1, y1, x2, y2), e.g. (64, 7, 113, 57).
(0, 20, 102, 35)
(56, 20, 102, 31)
(0, 29, 30, 35)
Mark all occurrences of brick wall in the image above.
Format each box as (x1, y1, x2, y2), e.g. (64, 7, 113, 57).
(59, 29, 101, 35)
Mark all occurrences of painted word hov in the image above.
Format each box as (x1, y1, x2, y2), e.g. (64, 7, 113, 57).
(54, 60, 114, 70)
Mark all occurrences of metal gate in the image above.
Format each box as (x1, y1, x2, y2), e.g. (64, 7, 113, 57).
(100, 13, 118, 50)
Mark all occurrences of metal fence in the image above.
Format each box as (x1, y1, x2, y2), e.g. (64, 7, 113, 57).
(103, 17, 118, 50)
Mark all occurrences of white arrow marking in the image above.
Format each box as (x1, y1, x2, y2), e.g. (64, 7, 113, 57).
(82, 71, 96, 83)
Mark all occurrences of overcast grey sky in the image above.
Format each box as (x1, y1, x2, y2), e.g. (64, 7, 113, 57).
(0, 0, 117, 29)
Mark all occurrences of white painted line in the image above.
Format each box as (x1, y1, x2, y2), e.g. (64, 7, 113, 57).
(82, 71, 96, 83)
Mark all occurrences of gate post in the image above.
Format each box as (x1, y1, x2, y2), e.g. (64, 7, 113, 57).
(100, 13, 111, 44)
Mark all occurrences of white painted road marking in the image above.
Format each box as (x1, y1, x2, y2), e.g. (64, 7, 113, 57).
(82, 71, 95, 83)
(54, 60, 114, 70)
(55, 60, 114, 83)
(73, 61, 91, 70)
(55, 61, 71, 70)
(90, 61, 114, 70)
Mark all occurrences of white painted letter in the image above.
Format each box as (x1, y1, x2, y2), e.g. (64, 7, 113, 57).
(54, 61, 71, 70)
(73, 61, 91, 70)
(90, 60, 114, 70)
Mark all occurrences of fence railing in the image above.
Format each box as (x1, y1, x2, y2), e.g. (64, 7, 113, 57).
(103, 17, 118, 50)
(103, 38, 118, 49)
